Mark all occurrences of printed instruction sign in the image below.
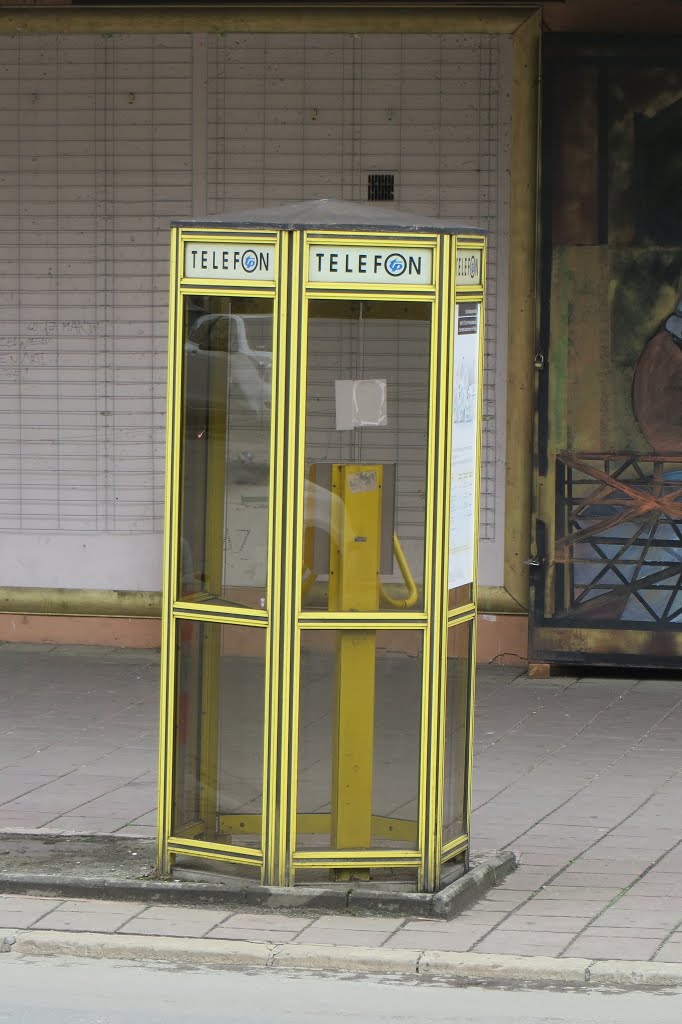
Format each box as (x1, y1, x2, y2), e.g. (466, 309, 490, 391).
(448, 302, 481, 589)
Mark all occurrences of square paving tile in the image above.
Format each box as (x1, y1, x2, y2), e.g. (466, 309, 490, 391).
(476, 891, 535, 909)
(306, 915, 403, 931)
(538, 886, 624, 901)
(56, 899, 146, 915)
(129, 906, 230, 924)
(490, 873, 551, 891)
(609, 895, 682, 912)
(38, 815, 137, 832)
(206, 926, 300, 943)
(119, 916, 225, 939)
(473, 931, 572, 957)
(585, 926, 669, 939)
(563, 935, 662, 961)
(493, 915, 591, 934)
(290, 928, 391, 947)
(383, 930, 478, 952)
(0, 895, 63, 914)
(0, 903, 65, 929)
(224, 913, 312, 932)
(552, 873, 641, 887)
(0, 810, 64, 828)
(654, 942, 682, 963)
(113, 825, 157, 838)
(594, 908, 682, 930)
(403, 913, 508, 931)
(515, 899, 609, 918)
(33, 910, 139, 933)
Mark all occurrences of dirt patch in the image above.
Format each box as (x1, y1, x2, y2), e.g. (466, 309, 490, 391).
(0, 833, 156, 881)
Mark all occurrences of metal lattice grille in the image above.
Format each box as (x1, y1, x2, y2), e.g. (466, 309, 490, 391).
(554, 453, 682, 626)
(367, 174, 395, 201)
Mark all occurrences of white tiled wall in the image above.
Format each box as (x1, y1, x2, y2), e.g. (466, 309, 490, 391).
(0, 31, 510, 591)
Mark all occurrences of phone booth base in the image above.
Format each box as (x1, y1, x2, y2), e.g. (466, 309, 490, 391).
(158, 199, 486, 894)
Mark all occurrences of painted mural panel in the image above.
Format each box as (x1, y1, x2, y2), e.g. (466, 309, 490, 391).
(532, 39, 682, 666)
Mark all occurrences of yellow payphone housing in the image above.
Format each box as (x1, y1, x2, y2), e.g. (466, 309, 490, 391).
(158, 199, 486, 893)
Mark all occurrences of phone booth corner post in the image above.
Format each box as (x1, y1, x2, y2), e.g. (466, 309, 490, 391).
(157, 199, 486, 894)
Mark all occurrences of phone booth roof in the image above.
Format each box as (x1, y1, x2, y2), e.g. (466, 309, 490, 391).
(172, 197, 485, 236)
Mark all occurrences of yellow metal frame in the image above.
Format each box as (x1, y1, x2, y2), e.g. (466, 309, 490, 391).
(437, 237, 487, 880)
(158, 222, 487, 892)
(158, 227, 282, 876)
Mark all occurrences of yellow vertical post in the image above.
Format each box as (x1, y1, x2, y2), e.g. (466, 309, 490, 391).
(329, 464, 383, 853)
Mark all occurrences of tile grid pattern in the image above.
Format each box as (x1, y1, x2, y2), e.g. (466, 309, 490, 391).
(0, 30, 509, 595)
(0, 646, 158, 835)
(2, 646, 682, 962)
(209, 32, 506, 544)
(0, 33, 190, 538)
(3, 888, 682, 963)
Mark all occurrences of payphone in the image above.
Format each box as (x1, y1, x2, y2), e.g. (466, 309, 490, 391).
(158, 199, 486, 893)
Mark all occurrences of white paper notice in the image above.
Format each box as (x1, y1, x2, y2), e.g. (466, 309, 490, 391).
(448, 302, 481, 589)
(335, 379, 387, 430)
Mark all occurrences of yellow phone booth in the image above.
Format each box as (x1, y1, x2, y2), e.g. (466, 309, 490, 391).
(158, 199, 486, 894)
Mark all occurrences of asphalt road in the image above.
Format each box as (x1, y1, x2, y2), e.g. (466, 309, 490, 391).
(1, 955, 681, 1023)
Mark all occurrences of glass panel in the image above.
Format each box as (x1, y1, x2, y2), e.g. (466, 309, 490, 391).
(297, 629, 423, 852)
(302, 300, 431, 612)
(178, 294, 273, 609)
(448, 583, 474, 610)
(442, 619, 473, 848)
(172, 620, 266, 849)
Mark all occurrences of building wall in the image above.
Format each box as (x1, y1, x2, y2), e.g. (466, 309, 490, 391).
(542, 0, 682, 33)
(0, 29, 512, 647)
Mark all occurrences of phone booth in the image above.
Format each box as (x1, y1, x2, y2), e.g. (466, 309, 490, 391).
(157, 199, 486, 894)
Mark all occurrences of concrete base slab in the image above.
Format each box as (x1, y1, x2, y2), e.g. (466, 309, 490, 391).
(0, 832, 516, 920)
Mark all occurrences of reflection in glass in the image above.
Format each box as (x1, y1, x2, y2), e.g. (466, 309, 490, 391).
(178, 295, 273, 609)
(297, 629, 423, 853)
(442, 619, 473, 849)
(172, 620, 266, 849)
(302, 300, 431, 612)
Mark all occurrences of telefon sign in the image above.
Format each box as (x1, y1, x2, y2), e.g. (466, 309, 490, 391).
(308, 244, 433, 285)
(184, 243, 276, 281)
(455, 250, 482, 287)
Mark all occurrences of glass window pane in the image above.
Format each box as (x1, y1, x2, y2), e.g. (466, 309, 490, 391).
(178, 294, 273, 609)
(302, 300, 431, 612)
(449, 583, 474, 610)
(297, 629, 423, 853)
(172, 620, 266, 850)
(442, 619, 473, 849)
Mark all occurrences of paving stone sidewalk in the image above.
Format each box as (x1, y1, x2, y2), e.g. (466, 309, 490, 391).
(1, 645, 682, 962)
(2, 886, 682, 965)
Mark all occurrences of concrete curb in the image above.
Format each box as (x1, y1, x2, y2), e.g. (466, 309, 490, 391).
(0, 850, 517, 920)
(5, 929, 682, 990)
(430, 851, 517, 919)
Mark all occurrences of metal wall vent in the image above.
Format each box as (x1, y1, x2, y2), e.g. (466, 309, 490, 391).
(367, 173, 395, 201)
